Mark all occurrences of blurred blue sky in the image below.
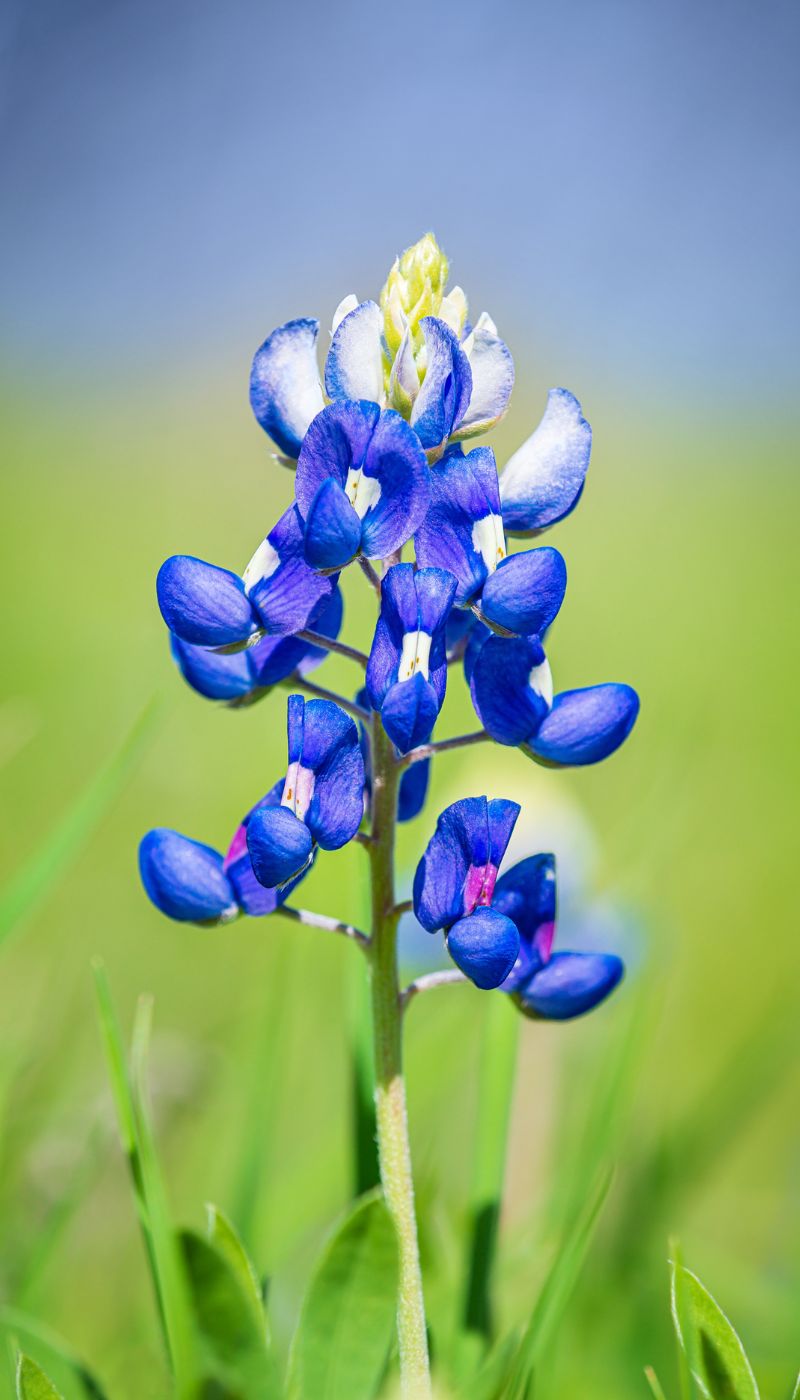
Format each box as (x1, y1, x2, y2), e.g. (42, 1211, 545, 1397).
(1, 0, 798, 406)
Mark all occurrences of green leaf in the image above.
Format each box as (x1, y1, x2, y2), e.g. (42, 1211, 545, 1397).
(179, 1230, 281, 1399)
(0, 698, 162, 952)
(16, 1355, 63, 1400)
(791, 1372, 800, 1400)
(670, 1261, 760, 1400)
(205, 1205, 266, 1336)
(287, 1190, 398, 1400)
(0, 1310, 107, 1400)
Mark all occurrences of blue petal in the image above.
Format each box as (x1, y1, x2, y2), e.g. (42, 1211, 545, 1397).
(528, 684, 640, 767)
(246, 804, 314, 888)
(398, 758, 430, 823)
(295, 585, 345, 676)
(359, 408, 431, 559)
(157, 556, 255, 648)
(462, 618, 490, 684)
(223, 782, 285, 916)
(446, 909, 520, 990)
(479, 547, 567, 636)
(324, 300, 385, 404)
(294, 698, 365, 849)
(414, 445, 503, 606)
(249, 318, 325, 458)
(170, 633, 254, 702)
(413, 795, 520, 933)
(515, 951, 623, 1020)
(244, 504, 339, 636)
(365, 563, 455, 712)
(445, 602, 474, 654)
(380, 673, 439, 754)
(452, 315, 515, 440)
(500, 389, 592, 536)
(295, 399, 382, 512)
(410, 317, 473, 454)
(303, 479, 362, 570)
(139, 829, 237, 924)
(470, 634, 552, 746)
(494, 853, 556, 990)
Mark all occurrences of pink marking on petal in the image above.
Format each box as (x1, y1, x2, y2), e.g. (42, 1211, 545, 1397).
(223, 823, 248, 871)
(533, 920, 556, 964)
(463, 862, 498, 913)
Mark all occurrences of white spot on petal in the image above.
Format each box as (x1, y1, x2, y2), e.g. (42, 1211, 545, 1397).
(529, 657, 554, 709)
(344, 466, 382, 519)
(243, 537, 280, 593)
(281, 761, 316, 819)
(471, 513, 506, 573)
(398, 630, 432, 682)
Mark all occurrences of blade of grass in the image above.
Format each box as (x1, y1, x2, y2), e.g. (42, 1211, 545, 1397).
(645, 1365, 669, 1400)
(669, 1242, 698, 1400)
(0, 698, 163, 951)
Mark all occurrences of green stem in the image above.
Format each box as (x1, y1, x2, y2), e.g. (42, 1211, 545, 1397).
(368, 720, 432, 1398)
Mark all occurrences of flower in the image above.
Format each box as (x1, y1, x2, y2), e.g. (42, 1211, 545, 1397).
(249, 234, 514, 465)
(413, 796, 522, 988)
(414, 444, 567, 636)
(293, 400, 431, 571)
(469, 632, 640, 766)
(365, 563, 456, 753)
(496, 854, 624, 1019)
(157, 504, 338, 648)
(499, 388, 592, 536)
(138, 781, 312, 925)
(246, 694, 365, 889)
(169, 587, 343, 704)
(356, 688, 431, 824)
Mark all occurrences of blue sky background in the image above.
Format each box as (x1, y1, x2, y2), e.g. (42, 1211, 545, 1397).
(1, 0, 798, 409)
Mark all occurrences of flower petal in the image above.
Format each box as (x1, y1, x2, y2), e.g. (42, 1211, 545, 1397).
(170, 634, 254, 702)
(398, 757, 430, 823)
(515, 951, 623, 1020)
(246, 804, 314, 889)
(446, 909, 520, 989)
(414, 445, 504, 606)
(325, 300, 385, 405)
(380, 673, 439, 754)
(413, 795, 520, 933)
(495, 853, 556, 990)
(452, 312, 514, 440)
(296, 698, 366, 849)
(500, 389, 592, 535)
(366, 563, 455, 713)
(139, 829, 237, 924)
(244, 504, 339, 636)
(303, 479, 362, 570)
(157, 556, 255, 648)
(470, 633, 552, 745)
(410, 317, 473, 454)
(250, 318, 325, 458)
(479, 546, 567, 636)
(527, 684, 640, 767)
(359, 408, 431, 558)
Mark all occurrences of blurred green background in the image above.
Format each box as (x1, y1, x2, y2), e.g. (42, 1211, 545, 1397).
(2, 0, 799, 1394)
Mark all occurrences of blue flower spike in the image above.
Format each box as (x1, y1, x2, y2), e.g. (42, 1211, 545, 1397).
(413, 797, 522, 988)
(470, 633, 640, 766)
(499, 388, 592, 536)
(295, 400, 431, 571)
(366, 563, 456, 753)
(497, 854, 624, 1020)
(246, 694, 365, 889)
(414, 443, 567, 637)
(356, 687, 432, 824)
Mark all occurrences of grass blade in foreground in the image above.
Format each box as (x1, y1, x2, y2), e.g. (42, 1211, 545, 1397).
(15, 1355, 63, 1400)
(287, 1190, 398, 1400)
(644, 1365, 670, 1400)
(670, 1257, 760, 1400)
(0, 699, 162, 951)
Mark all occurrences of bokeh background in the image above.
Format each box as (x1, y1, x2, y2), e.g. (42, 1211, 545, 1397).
(1, 1, 799, 1395)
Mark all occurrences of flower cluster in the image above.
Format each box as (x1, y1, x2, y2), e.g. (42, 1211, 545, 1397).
(141, 234, 639, 1019)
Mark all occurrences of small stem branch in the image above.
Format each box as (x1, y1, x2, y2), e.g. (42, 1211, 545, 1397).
(359, 557, 383, 596)
(391, 899, 413, 919)
(279, 676, 369, 723)
(354, 830, 375, 848)
(401, 969, 469, 1011)
(399, 730, 491, 769)
(279, 905, 369, 947)
(296, 629, 369, 669)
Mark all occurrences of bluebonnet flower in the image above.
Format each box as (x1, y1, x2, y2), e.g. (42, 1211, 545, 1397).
(356, 688, 431, 824)
(249, 235, 514, 466)
(499, 388, 592, 536)
(138, 781, 311, 925)
(496, 854, 624, 1019)
(414, 444, 567, 637)
(246, 694, 365, 889)
(169, 587, 343, 704)
(413, 797, 522, 989)
(469, 632, 640, 766)
(365, 563, 456, 753)
(157, 504, 338, 648)
(294, 400, 430, 571)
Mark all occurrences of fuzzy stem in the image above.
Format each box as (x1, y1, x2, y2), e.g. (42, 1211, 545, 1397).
(278, 676, 369, 723)
(399, 730, 491, 769)
(278, 905, 369, 946)
(295, 629, 369, 669)
(368, 721, 431, 1397)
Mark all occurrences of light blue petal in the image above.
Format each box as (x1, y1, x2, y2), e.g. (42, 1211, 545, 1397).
(451, 314, 514, 440)
(249, 318, 325, 458)
(500, 389, 592, 536)
(324, 300, 385, 404)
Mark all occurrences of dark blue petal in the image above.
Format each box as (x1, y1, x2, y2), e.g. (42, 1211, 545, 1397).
(470, 634, 551, 746)
(366, 563, 455, 713)
(380, 673, 439, 754)
(295, 399, 382, 511)
(463, 618, 491, 684)
(410, 317, 473, 454)
(295, 585, 345, 677)
(528, 684, 640, 767)
(244, 504, 339, 636)
(445, 601, 474, 654)
(157, 556, 255, 648)
(170, 634, 254, 702)
(494, 853, 556, 990)
(303, 479, 362, 570)
(139, 829, 236, 924)
(515, 951, 623, 1020)
(296, 698, 365, 849)
(398, 758, 430, 823)
(249, 318, 325, 458)
(446, 909, 520, 990)
(414, 445, 504, 606)
(359, 409, 431, 559)
(324, 300, 384, 403)
(246, 804, 314, 888)
(500, 389, 591, 536)
(413, 796, 520, 933)
(479, 547, 567, 637)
